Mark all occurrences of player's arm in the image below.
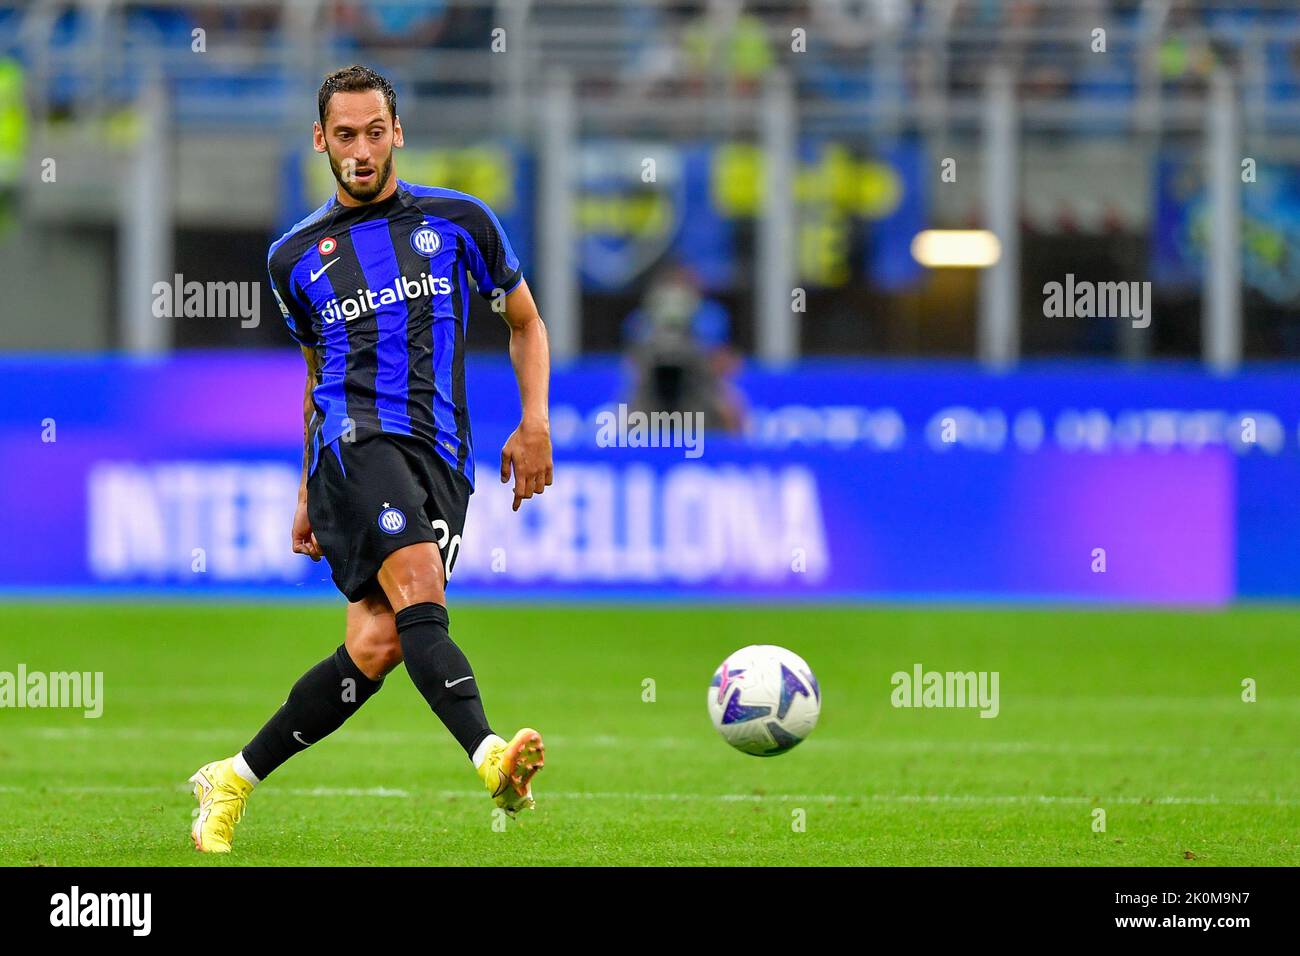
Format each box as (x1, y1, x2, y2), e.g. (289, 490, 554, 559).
(498, 278, 553, 512)
(292, 345, 323, 560)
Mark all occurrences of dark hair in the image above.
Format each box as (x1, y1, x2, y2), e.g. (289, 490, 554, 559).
(317, 65, 397, 127)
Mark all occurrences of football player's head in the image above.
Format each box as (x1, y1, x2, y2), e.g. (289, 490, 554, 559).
(314, 65, 404, 203)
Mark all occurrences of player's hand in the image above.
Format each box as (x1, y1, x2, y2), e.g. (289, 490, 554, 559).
(291, 497, 322, 561)
(501, 417, 553, 512)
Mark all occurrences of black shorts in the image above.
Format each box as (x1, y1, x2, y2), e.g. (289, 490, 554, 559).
(307, 434, 471, 603)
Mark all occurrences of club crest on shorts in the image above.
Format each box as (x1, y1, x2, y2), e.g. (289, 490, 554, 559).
(410, 225, 441, 256)
(377, 505, 406, 535)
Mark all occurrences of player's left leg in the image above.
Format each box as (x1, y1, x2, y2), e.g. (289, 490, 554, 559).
(378, 543, 543, 814)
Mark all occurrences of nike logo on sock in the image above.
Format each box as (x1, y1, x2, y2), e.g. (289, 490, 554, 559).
(444, 676, 474, 688)
(292, 731, 312, 746)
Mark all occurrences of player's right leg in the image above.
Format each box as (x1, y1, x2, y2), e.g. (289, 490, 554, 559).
(188, 592, 397, 853)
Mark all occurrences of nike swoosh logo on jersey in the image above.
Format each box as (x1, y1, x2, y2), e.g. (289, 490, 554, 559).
(309, 258, 339, 283)
(444, 676, 474, 688)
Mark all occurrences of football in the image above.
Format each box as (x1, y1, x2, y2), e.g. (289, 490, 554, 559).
(707, 645, 821, 756)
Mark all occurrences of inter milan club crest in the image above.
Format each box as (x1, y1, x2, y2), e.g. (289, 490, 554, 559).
(317, 236, 337, 256)
(377, 503, 406, 535)
(410, 225, 441, 256)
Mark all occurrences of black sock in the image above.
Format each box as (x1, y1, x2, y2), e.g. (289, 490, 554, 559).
(241, 644, 383, 780)
(395, 602, 493, 758)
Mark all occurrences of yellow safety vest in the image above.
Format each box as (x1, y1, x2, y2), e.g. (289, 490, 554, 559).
(0, 58, 26, 186)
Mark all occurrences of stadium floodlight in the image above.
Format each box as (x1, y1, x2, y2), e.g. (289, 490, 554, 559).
(909, 229, 1002, 268)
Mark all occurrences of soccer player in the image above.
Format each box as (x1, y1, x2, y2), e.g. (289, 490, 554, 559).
(188, 65, 552, 852)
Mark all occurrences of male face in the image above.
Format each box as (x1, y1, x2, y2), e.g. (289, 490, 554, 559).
(313, 89, 404, 203)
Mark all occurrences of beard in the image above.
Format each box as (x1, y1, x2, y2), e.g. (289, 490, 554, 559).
(329, 150, 393, 203)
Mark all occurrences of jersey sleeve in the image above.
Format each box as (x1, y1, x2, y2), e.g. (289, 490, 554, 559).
(460, 200, 523, 301)
(267, 248, 315, 347)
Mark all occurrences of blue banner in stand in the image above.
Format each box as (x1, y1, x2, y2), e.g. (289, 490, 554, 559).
(1154, 151, 1300, 304)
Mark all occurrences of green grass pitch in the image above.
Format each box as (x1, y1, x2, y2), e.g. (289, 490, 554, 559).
(0, 604, 1296, 866)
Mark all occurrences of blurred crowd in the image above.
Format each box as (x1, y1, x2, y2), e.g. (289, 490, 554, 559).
(4, 1, 1300, 114)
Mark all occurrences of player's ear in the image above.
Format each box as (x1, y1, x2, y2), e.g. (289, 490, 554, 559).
(392, 115, 404, 149)
(312, 121, 327, 154)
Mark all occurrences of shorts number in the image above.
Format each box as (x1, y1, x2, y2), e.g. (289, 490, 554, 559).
(431, 519, 462, 579)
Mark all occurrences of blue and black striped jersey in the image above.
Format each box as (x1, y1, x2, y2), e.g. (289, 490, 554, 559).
(267, 180, 522, 489)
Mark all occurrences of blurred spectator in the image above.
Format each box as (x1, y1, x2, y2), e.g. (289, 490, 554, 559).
(682, 0, 774, 97)
(332, 1, 452, 49)
(0, 56, 22, 235)
(623, 263, 747, 434)
(1158, 7, 1218, 95)
(619, 2, 681, 100)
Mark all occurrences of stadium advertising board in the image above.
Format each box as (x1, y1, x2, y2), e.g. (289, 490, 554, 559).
(3, 356, 1292, 602)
